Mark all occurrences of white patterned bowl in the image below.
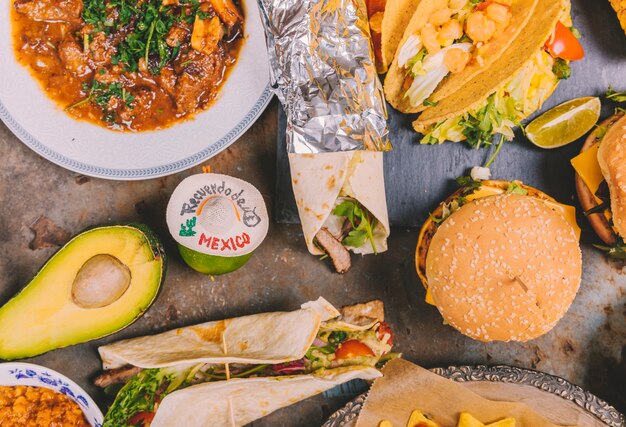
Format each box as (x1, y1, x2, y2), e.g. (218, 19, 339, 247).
(0, 362, 104, 427)
(0, 0, 271, 180)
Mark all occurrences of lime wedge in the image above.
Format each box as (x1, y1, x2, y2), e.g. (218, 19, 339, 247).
(526, 97, 601, 149)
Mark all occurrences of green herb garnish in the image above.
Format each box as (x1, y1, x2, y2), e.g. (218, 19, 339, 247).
(552, 58, 571, 80)
(458, 95, 499, 149)
(423, 98, 439, 107)
(607, 86, 626, 103)
(506, 181, 528, 195)
(333, 199, 378, 253)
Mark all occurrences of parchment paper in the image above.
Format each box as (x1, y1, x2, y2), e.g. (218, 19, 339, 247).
(355, 359, 586, 427)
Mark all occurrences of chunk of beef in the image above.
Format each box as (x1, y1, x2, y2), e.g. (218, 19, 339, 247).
(166, 24, 190, 48)
(58, 37, 91, 77)
(315, 228, 351, 274)
(94, 365, 142, 388)
(87, 32, 116, 67)
(156, 66, 177, 98)
(15, 0, 83, 23)
(173, 51, 224, 113)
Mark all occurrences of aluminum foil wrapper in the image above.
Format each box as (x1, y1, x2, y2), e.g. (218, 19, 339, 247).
(258, 0, 390, 153)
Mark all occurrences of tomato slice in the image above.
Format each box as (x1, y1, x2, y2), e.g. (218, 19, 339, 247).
(545, 21, 584, 61)
(334, 340, 375, 360)
(127, 411, 155, 426)
(376, 322, 394, 346)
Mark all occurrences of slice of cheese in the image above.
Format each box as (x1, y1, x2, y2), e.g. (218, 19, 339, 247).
(571, 144, 603, 200)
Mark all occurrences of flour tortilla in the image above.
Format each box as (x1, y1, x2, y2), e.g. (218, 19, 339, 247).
(100, 299, 385, 427)
(413, 0, 566, 131)
(99, 297, 341, 369)
(288, 151, 390, 255)
(384, 0, 539, 114)
(151, 367, 381, 427)
(379, 0, 423, 73)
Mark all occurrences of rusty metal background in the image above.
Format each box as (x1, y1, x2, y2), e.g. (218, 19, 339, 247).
(0, 100, 624, 426)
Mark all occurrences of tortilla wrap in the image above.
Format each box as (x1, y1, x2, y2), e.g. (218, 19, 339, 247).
(288, 151, 390, 255)
(99, 297, 341, 369)
(384, 0, 539, 114)
(413, 0, 565, 132)
(151, 366, 381, 427)
(379, 0, 423, 73)
(100, 299, 386, 427)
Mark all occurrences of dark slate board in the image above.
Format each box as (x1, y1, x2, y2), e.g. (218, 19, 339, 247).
(275, 0, 626, 227)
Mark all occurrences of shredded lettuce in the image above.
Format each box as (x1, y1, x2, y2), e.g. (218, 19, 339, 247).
(103, 365, 192, 427)
(421, 50, 558, 148)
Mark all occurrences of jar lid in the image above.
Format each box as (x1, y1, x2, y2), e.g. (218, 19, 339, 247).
(166, 174, 269, 257)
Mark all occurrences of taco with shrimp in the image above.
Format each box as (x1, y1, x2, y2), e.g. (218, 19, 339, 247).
(411, 0, 584, 148)
(95, 298, 396, 427)
(384, 0, 538, 114)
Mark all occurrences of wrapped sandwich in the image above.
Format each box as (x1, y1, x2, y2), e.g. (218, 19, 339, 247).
(95, 298, 396, 427)
(398, 0, 583, 148)
(289, 151, 390, 273)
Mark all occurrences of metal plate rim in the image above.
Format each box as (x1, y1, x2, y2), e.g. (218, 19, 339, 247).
(322, 364, 626, 427)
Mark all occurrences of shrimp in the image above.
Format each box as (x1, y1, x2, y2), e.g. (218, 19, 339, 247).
(438, 19, 463, 45)
(485, 3, 511, 25)
(429, 7, 452, 26)
(465, 11, 496, 43)
(444, 47, 471, 73)
(421, 24, 441, 54)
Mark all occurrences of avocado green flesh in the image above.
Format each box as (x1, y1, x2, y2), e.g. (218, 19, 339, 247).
(178, 244, 252, 275)
(0, 225, 165, 360)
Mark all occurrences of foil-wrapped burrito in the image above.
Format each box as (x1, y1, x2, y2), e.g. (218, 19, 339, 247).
(258, 0, 390, 153)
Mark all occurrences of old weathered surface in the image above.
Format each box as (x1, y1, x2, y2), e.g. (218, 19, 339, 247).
(1, 98, 625, 426)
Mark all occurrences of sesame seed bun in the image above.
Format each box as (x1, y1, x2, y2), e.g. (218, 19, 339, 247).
(423, 192, 582, 342)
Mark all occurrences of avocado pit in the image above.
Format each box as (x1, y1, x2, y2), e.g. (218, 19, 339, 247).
(71, 254, 132, 309)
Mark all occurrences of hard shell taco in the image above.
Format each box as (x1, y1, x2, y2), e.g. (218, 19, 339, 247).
(95, 298, 396, 427)
(367, 0, 424, 73)
(412, 0, 584, 148)
(384, 0, 538, 114)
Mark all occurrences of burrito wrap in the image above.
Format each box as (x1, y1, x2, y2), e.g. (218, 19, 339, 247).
(100, 299, 388, 427)
(99, 297, 340, 369)
(288, 151, 390, 255)
(151, 366, 381, 427)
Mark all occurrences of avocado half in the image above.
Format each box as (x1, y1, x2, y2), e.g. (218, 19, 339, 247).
(0, 224, 166, 360)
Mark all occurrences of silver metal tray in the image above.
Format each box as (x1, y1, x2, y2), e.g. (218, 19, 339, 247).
(322, 365, 626, 427)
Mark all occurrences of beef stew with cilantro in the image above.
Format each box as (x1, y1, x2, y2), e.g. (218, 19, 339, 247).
(12, 0, 244, 131)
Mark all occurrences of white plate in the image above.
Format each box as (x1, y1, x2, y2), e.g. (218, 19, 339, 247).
(0, 1, 272, 180)
(0, 362, 104, 427)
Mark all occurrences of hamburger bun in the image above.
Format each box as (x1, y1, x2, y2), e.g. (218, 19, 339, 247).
(419, 187, 582, 342)
(597, 114, 626, 239)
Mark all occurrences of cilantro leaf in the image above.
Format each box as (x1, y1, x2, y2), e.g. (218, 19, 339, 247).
(607, 85, 626, 103)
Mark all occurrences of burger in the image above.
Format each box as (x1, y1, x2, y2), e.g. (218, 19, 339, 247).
(571, 113, 626, 258)
(415, 179, 582, 342)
